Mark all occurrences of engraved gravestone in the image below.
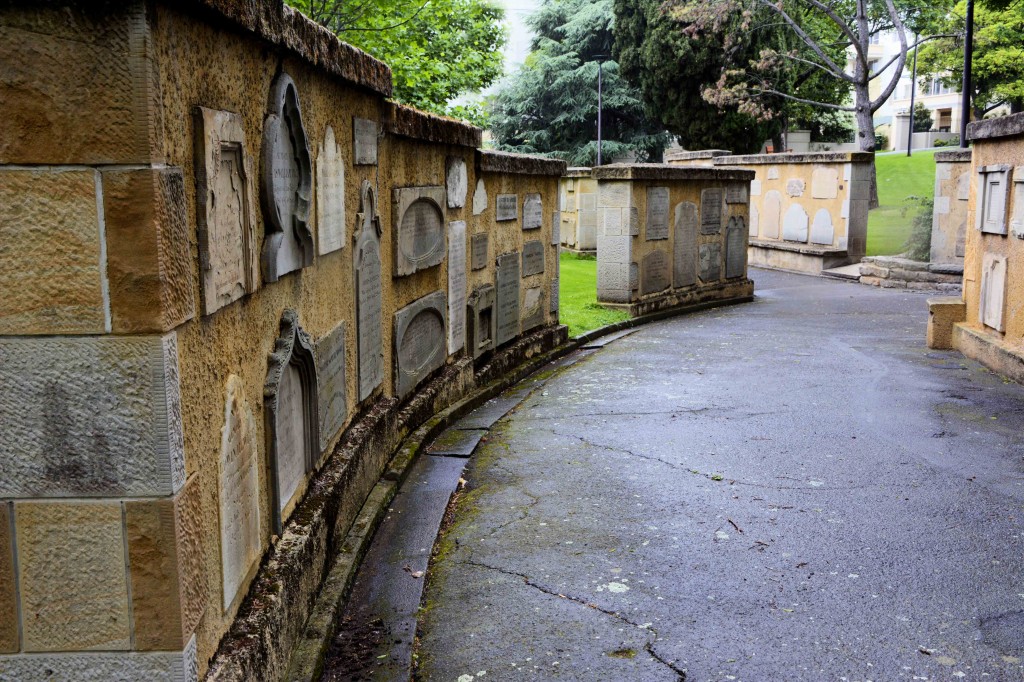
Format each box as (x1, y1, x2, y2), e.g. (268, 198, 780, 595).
(762, 191, 782, 239)
(353, 118, 378, 165)
(448, 221, 467, 355)
(316, 321, 347, 450)
(354, 181, 384, 402)
(629, 262, 640, 291)
(551, 210, 561, 245)
(467, 285, 496, 358)
(673, 201, 698, 288)
(316, 125, 345, 255)
(809, 209, 834, 245)
(522, 240, 545, 277)
(786, 178, 805, 197)
(446, 157, 468, 208)
(473, 178, 488, 215)
(194, 107, 259, 316)
(699, 243, 722, 283)
(495, 252, 520, 346)
(700, 188, 723, 234)
(260, 72, 314, 282)
(523, 194, 543, 230)
(782, 204, 809, 242)
(471, 233, 488, 270)
(725, 184, 748, 204)
(811, 168, 839, 199)
(646, 187, 670, 240)
(725, 216, 747, 279)
(394, 292, 447, 397)
(641, 251, 670, 295)
(219, 376, 261, 611)
(981, 252, 1007, 331)
(522, 287, 544, 331)
(393, 186, 446, 276)
(496, 194, 518, 221)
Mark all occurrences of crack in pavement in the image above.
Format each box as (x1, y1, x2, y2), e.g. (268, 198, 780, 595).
(462, 558, 686, 680)
(518, 407, 712, 421)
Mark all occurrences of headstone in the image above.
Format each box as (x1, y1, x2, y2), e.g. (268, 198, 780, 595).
(980, 252, 1007, 331)
(627, 207, 641, 236)
(767, 166, 780, 180)
(522, 287, 544, 331)
(218, 376, 261, 611)
(599, 182, 631, 208)
(646, 186, 670, 240)
(260, 72, 314, 283)
(496, 194, 518, 221)
(762, 191, 782, 239)
(673, 201, 699, 288)
(471, 233, 488, 270)
(782, 204, 809, 242)
(316, 125, 346, 255)
(353, 118, 378, 165)
(446, 157, 468, 208)
(629, 262, 640, 291)
(315, 321, 347, 450)
(264, 310, 318, 531)
(523, 194, 543, 229)
(466, 285, 496, 358)
(700, 188, 723, 234)
(640, 251, 670, 295)
(447, 221, 467, 355)
(809, 208, 834, 245)
(551, 210, 561, 245)
(725, 184, 748, 204)
(472, 178, 488, 215)
(354, 181, 384, 402)
(749, 204, 759, 236)
(522, 240, 545, 277)
(956, 172, 970, 201)
(194, 107, 259, 316)
(495, 252, 520, 346)
(394, 291, 447, 398)
(750, 179, 762, 196)
(699, 243, 722, 283)
(393, 186, 446, 275)
(725, 216, 746, 279)
(811, 168, 839, 199)
(977, 165, 1011, 235)
(550, 276, 559, 314)
(1012, 174, 1024, 238)
(786, 178, 805, 197)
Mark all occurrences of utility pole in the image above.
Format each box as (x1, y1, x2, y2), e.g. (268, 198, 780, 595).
(907, 32, 918, 157)
(960, 0, 974, 148)
(595, 55, 606, 166)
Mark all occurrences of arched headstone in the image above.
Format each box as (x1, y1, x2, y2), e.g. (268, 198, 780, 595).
(354, 181, 384, 402)
(673, 201, 698, 288)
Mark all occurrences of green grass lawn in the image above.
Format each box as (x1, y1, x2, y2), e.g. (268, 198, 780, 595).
(558, 252, 629, 337)
(867, 149, 938, 256)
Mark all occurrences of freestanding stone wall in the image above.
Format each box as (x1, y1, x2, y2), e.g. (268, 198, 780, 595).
(664, 149, 732, 167)
(558, 167, 598, 253)
(715, 152, 872, 275)
(593, 164, 755, 316)
(931, 149, 972, 266)
(0, 2, 565, 680)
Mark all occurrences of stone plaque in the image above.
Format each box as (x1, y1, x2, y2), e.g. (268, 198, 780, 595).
(725, 216, 746, 279)
(977, 165, 1011, 235)
(394, 291, 447, 398)
(641, 251, 670, 295)
(316, 321, 347, 450)
(700, 188, 723, 234)
(448, 221, 467, 355)
(354, 181, 384, 402)
(316, 125, 346, 255)
(726, 184, 748, 204)
(629, 262, 640, 291)
(782, 204, 809, 242)
(522, 286, 544, 331)
(762, 190, 782, 239)
(646, 186, 670, 240)
(194, 107, 259, 316)
(496, 194, 518, 221)
(265, 310, 318, 531)
(599, 182, 631, 208)
(980, 253, 1007, 331)
(786, 178, 805, 197)
(446, 157, 468, 208)
(260, 72, 314, 283)
(473, 178, 488, 215)
(673, 201, 698, 288)
(393, 186, 446, 276)
(353, 118, 378, 165)
(495, 252, 521, 346)
(522, 240, 545, 277)
(523, 193, 543, 229)
(811, 168, 839, 199)
(750, 204, 759, 236)
(750, 179, 762, 196)
(550, 277, 559, 314)
(218, 376, 261, 612)
(471, 233, 489, 270)
(467, 285, 496, 358)
(809, 208, 834, 245)
(551, 210, 561, 245)
(957, 172, 970, 201)
(699, 243, 722, 283)
(767, 166, 780, 180)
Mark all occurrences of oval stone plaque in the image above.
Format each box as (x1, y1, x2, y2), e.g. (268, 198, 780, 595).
(393, 186, 446, 276)
(393, 291, 448, 397)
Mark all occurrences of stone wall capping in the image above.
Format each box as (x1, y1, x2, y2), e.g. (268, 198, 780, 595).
(748, 238, 849, 257)
(935, 149, 973, 163)
(967, 111, 1024, 141)
(717, 151, 873, 165)
(565, 167, 593, 178)
(479, 150, 568, 176)
(663, 149, 732, 162)
(382, 102, 481, 147)
(181, 0, 393, 96)
(592, 163, 754, 182)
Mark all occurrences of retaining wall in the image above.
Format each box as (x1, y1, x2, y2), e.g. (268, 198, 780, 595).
(931, 149, 972, 266)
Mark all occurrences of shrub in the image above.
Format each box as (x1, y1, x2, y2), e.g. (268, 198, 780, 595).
(902, 195, 933, 261)
(874, 133, 889, 150)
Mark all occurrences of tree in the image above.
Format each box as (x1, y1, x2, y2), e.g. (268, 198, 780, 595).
(489, 0, 670, 165)
(287, 0, 506, 119)
(912, 102, 934, 132)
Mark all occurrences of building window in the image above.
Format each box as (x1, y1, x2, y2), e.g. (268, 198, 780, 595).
(869, 32, 881, 45)
(928, 78, 952, 96)
(937, 109, 952, 132)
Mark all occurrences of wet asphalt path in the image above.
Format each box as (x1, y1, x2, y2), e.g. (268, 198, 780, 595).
(415, 269, 1024, 682)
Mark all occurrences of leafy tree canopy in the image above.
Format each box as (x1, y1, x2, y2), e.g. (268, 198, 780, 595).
(489, 0, 670, 165)
(913, 102, 934, 132)
(288, 0, 507, 119)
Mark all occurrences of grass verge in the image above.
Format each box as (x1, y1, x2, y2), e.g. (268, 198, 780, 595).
(867, 149, 938, 256)
(558, 251, 629, 337)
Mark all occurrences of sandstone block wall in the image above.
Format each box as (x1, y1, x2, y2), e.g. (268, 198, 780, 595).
(558, 167, 598, 252)
(931, 149, 972, 266)
(0, 1, 565, 679)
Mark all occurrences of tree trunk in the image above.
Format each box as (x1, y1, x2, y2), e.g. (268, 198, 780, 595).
(853, 85, 879, 210)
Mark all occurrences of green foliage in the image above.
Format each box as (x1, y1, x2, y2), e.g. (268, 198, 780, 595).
(867, 149, 938, 256)
(913, 102, 934, 132)
(933, 135, 961, 147)
(875, 133, 889, 150)
(557, 252, 630, 337)
(804, 111, 855, 143)
(902, 196, 934, 261)
(287, 0, 506, 117)
(489, 0, 670, 165)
